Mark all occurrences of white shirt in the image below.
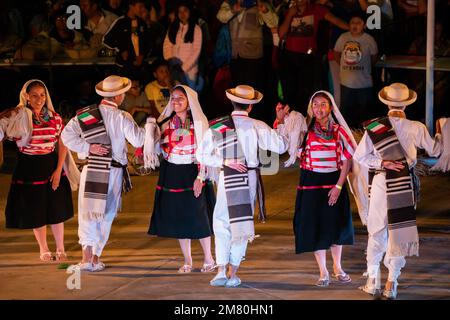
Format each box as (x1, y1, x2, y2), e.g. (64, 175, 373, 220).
(163, 24, 202, 79)
(87, 10, 118, 35)
(196, 111, 288, 168)
(61, 101, 145, 166)
(354, 116, 442, 169)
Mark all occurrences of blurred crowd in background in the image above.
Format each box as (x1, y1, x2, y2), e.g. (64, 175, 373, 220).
(0, 0, 449, 127)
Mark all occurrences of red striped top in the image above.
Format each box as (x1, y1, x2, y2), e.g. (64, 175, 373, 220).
(160, 116, 196, 160)
(19, 111, 63, 155)
(299, 124, 354, 172)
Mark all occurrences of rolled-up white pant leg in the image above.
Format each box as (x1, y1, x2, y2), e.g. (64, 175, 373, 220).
(213, 172, 232, 267)
(384, 255, 406, 282)
(366, 174, 389, 278)
(78, 166, 122, 257)
(213, 170, 257, 267)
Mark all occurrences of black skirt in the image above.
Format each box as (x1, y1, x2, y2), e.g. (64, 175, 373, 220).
(148, 159, 215, 239)
(293, 169, 354, 254)
(5, 152, 74, 229)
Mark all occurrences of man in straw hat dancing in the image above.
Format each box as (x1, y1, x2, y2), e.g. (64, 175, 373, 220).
(353, 83, 444, 299)
(62, 75, 152, 271)
(196, 85, 289, 287)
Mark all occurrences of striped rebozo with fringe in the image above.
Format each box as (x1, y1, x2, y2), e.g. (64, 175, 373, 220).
(210, 115, 255, 244)
(364, 116, 419, 257)
(77, 104, 112, 222)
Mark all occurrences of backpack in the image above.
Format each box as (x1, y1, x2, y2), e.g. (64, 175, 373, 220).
(212, 23, 233, 68)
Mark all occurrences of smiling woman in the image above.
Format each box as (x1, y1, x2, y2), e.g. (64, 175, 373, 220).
(0, 79, 79, 263)
(292, 90, 357, 287)
(148, 85, 216, 274)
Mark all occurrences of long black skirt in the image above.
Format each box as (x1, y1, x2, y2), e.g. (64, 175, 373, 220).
(294, 169, 354, 254)
(5, 152, 74, 229)
(148, 160, 215, 239)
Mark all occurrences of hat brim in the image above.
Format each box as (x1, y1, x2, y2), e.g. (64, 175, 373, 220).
(95, 77, 132, 97)
(378, 88, 417, 107)
(226, 89, 263, 105)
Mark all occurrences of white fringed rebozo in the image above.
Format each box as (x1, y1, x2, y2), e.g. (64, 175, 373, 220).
(431, 118, 450, 172)
(283, 111, 307, 167)
(143, 117, 161, 170)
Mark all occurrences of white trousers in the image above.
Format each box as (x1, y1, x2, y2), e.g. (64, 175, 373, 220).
(213, 170, 257, 267)
(366, 173, 406, 282)
(78, 166, 123, 257)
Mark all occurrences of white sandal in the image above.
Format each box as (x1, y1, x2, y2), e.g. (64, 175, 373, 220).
(40, 251, 54, 262)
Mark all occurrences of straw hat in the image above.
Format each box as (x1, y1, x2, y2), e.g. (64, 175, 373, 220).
(225, 85, 263, 105)
(95, 75, 132, 97)
(378, 83, 417, 107)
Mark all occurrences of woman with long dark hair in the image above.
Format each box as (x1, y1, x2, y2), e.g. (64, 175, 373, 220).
(163, 1, 203, 91)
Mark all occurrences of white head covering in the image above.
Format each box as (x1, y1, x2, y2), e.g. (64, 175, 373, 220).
(158, 85, 209, 147)
(157, 85, 219, 181)
(18, 79, 56, 112)
(306, 90, 357, 149)
(307, 90, 369, 224)
(7, 79, 56, 146)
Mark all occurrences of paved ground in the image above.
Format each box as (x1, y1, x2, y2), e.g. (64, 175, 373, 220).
(0, 163, 449, 300)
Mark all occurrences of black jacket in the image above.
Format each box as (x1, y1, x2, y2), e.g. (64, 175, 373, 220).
(103, 15, 152, 68)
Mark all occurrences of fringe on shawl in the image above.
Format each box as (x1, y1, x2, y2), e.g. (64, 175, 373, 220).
(431, 118, 450, 172)
(143, 118, 161, 170)
(282, 111, 307, 167)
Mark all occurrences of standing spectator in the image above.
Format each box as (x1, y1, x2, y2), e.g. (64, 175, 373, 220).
(321, 0, 366, 107)
(278, 0, 348, 115)
(138, 2, 166, 59)
(163, 0, 203, 91)
(334, 11, 378, 128)
(103, 0, 152, 78)
(80, 0, 118, 50)
(217, 0, 279, 91)
(145, 59, 173, 118)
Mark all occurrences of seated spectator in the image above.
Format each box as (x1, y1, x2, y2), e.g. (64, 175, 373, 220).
(145, 59, 173, 117)
(0, 2, 24, 59)
(334, 11, 378, 128)
(15, 15, 63, 60)
(49, 9, 85, 48)
(409, 20, 450, 57)
(103, 0, 152, 77)
(122, 79, 152, 126)
(79, 0, 118, 50)
(163, 0, 203, 91)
